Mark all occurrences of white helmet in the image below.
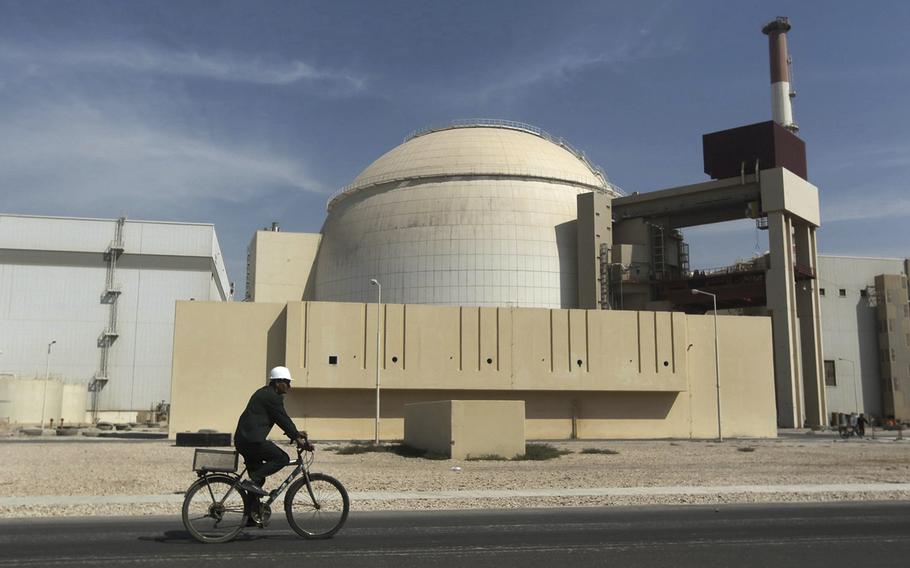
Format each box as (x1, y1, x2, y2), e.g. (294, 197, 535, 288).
(268, 366, 293, 381)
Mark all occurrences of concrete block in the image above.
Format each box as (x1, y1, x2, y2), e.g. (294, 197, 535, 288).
(404, 400, 525, 460)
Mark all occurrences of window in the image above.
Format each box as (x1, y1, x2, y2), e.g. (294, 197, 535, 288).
(819, 288, 826, 296)
(824, 360, 837, 386)
(839, 289, 847, 297)
(860, 289, 868, 298)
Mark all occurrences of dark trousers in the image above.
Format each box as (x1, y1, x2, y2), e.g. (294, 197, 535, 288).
(236, 441, 289, 486)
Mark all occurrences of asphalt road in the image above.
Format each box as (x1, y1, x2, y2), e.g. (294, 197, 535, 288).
(1, 502, 908, 567)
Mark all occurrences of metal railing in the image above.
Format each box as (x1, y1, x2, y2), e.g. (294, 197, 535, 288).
(407, 119, 616, 189)
(326, 120, 624, 211)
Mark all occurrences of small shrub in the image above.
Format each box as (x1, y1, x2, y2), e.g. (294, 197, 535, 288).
(333, 443, 391, 455)
(580, 448, 619, 455)
(330, 442, 482, 460)
(422, 451, 450, 461)
(466, 454, 507, 461)
(513, 443, 571, 461)
(389, 444, 429, 458)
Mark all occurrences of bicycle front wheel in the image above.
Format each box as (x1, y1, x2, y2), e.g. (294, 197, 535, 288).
(182, 474, 248, 543)
(284, 473, 350, 539)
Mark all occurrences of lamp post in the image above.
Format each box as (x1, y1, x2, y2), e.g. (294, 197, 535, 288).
(40, 340, 56, 428)
(837, 357, 858, 413)
(370, 279, 382, 445)
(692, 289, 722, 442)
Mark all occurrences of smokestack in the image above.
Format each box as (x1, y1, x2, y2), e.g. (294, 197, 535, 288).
(762, 17, 798, 133)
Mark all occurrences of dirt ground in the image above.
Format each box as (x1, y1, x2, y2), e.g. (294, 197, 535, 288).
(1, 434, 908, 517)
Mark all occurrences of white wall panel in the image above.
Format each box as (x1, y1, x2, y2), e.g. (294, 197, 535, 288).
(134, 222, 213, 257)
(0, 216, 115, 252)
(819, 255, 907, 417)
(0, 215, 230, 412)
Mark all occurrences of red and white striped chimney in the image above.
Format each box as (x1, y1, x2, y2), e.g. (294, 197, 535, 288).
(762, 17, 798, 133)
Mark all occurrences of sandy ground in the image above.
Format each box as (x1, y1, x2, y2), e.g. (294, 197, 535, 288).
(1, 435, 908, 517)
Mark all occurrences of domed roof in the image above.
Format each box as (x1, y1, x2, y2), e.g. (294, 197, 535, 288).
(327, 120, 616, 211)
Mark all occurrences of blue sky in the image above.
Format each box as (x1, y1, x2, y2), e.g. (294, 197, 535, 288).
(1, 1, 908, 296)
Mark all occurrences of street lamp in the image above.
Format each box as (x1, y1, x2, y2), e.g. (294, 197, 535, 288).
(692, 289, 722, 442)
(837, 357, 859, 413)
(40, 340, 56, 428)
(370, 279, 382, 445)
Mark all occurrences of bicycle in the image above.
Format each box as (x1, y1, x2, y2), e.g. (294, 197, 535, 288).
(181, 437, 350, 543)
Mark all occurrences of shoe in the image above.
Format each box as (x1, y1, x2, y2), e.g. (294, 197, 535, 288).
(239, 479, 268, 497)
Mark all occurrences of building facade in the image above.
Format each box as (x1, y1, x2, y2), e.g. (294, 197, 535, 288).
(0, 214, 230, 420)
(818, 255, 910, 420)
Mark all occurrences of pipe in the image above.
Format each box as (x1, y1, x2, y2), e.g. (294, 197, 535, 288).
(762, 17, 798, 133)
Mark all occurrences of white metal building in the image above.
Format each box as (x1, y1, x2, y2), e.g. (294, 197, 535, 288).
(313, 121, 621, 308)
(818, 255, 910, 418)
(0, 214, 230, 419)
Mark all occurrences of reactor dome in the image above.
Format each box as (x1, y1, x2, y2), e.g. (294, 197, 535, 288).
(312, 120, 620, 308)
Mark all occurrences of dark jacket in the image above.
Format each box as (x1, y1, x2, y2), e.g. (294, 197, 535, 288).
(234, 385, 300, 446)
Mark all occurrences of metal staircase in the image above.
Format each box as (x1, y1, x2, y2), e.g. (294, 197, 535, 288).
(679, 241, 690, 277)
(598, 243, 610, 309)
(650, 224, 666, 281)
(90, 216, 126, 421)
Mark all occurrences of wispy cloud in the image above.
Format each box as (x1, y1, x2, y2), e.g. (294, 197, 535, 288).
(0, 43, 365, 91)
(464, 4, 684, 102)
(469, 35, 684, 102)
(0, 104, 325, 213)
(822, 191, 910, 223)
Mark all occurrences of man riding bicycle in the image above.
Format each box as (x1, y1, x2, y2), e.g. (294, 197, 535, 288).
(234, 366, 308, 497)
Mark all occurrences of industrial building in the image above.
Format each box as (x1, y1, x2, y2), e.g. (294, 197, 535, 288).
(0, 214, 230, 424)
(169, 18, 836, 440)
(817, 255, 910, 420)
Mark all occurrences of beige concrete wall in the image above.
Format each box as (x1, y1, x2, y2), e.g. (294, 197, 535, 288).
(760, 167, 820, 227)
(170, 301, 294, 436)
(283, 303, 687, 393)
(686, 315, 777, 438)
(249, 231, 322, 303)
(876, 274, 910, 420)
(170, 301, 777, 440)
(576, 191, 613, 309)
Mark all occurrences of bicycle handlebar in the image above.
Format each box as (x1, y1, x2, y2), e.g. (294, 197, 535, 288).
(290, 432, 315, 452)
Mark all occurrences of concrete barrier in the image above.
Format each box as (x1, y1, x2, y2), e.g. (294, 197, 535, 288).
(404, 400, 525, 459)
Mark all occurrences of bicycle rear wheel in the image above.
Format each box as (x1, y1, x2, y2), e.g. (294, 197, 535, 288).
(284, 473, 349, 539)
(182, 474, 248, 543)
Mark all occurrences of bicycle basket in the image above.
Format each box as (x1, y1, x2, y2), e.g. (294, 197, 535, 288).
(192, 449, 238, 473)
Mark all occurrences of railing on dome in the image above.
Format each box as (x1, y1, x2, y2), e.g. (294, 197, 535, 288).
(325, 119, 625, 212)
(407, 119, 621, 194)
